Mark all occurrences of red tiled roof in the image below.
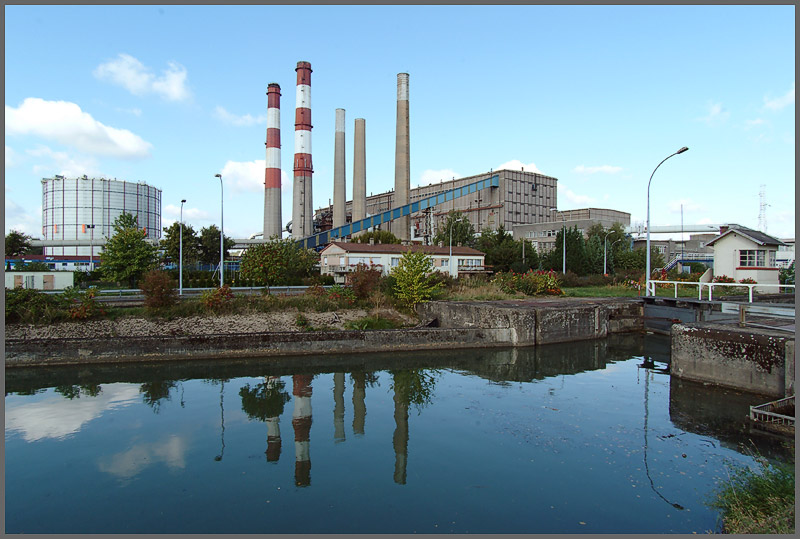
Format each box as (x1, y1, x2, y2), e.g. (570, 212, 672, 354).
(321, 241, 484, 256)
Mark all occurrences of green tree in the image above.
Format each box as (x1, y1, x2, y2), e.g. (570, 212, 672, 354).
(239, 379, 291, 421)
(199, 225, 236, 266)
(585, 235, 604, 275)
(585, 222, 628, 274)
(476, 225, 538, 273)
(615, 246, 665, 273)
(5, 230, 33, 258)
(391, 249, 442, 309)
(98, 213, 159, 288)
(239, 236, 318, 286)
(139, 379, 177, 414)
(160, 222, 201, 266)
(432, 211, 476, 248)
(542, 226, 587, 275)
(353, 230, 400, 244)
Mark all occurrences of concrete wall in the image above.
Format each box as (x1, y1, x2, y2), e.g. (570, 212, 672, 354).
(416, 299, 643, 346)
(5, 327, 515, 368)
(671, 322, 794, 398)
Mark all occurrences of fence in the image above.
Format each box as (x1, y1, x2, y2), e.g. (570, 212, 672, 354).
(647, 280, 795, 302)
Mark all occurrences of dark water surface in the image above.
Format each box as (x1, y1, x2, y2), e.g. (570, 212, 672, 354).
(4, 334, 790, 534)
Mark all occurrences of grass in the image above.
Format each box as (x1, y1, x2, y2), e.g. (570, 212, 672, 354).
(710, 452, 795, 534)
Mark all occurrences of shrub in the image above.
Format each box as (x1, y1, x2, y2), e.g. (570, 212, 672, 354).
(713, 274, 736, 283)
(491, 270, 563, 296)
(5, 287, 63, 324)
(346, 263, 383, 300)
(60, 286, 105, 320)
(391, 250, 442, 309)
(344, 315, 401, 330)
(200, 285, 234, 312)
(139, 270, 177, 310)
(779, 262, 795, 285)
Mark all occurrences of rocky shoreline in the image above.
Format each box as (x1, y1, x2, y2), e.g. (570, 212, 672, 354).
(4, 308, 415, 341)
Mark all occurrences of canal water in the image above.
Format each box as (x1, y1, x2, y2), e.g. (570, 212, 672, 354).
(4, 334, 790, 534)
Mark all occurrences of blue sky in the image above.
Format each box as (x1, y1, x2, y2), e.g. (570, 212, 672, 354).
(5, 5, 795, 241)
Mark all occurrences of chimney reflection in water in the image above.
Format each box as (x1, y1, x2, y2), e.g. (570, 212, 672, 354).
(333, 373, 346, 442)
(265, 376, 282, 462)
(292, 374, 313, 487)
(351, 372, 366, 435)
(393, 382, 409, 485)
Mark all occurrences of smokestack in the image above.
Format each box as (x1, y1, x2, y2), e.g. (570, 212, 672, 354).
(265, 376, 282, 462)
(393, 73, 410, 241)
(352, 118, 366, 233)
(292, 61, 313, 238)
(292, 374, 313, 487)
(264, 83, 282, 240)
(333, 108, 346, 229)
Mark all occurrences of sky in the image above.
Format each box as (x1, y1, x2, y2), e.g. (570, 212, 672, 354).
(4, 5, 796, 242)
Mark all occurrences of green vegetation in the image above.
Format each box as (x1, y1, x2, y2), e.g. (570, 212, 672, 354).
(5, 229, 34, 258)
(198, 225, 235, 266)
(433, 210, 476, 248)
(390, 250, 443, 309)
(239, 236, 317, 287)
(160, 221, 201, 266)
(344, 315, 402, 330)
(475, 225, 538, 273)
(99, 213, 159, 288)
(710, 453, 795, 534)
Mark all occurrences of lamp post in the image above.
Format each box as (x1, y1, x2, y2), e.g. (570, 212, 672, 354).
(549, 208, 566, 274)
(86, 224, 95, 271)
(448, 216, 464, 278)
(603, 230, 614, 275)
(214, 174, 224, 288)
(646, 147, 689, 295)
(606, 238, 622, 275)
(179, 199, 186, 296)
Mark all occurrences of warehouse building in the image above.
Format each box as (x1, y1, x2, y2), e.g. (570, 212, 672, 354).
(513, 208, 631, 252)
(317, 169, 559, 243)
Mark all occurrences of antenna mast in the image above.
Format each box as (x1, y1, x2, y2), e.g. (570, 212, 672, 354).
(758, 184, 768, 232)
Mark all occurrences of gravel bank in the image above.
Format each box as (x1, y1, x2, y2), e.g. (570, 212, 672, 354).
(5, 308, 414, 341)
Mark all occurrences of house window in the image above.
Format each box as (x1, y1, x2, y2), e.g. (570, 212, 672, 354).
(739, 249, 766, 267)
(769, 251, 776, 267)
(391, 257, 400, 268)
(441, 259, 449, 267)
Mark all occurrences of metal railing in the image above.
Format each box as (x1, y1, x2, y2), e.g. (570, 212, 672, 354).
(647, 280, 795, 302)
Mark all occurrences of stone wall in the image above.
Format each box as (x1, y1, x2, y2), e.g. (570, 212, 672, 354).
(671, 323, 794, 398)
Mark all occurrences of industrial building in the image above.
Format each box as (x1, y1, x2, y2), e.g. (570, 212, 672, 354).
(41, 175, 161, 257)
(512, 207, 631, 253)
(314, 169, 559, 244)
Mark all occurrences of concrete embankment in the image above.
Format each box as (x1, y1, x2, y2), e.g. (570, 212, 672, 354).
(671, 322, 795, 398)
(4, 298, 643, 367)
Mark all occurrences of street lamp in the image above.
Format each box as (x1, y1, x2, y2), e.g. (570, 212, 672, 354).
(214, 174, 224, 288)
(605, 237, 622, 275)
(646, 147, 689, 295)
(603, 230, 614, 275)
(179, 199, 186, 296)
(549, 208, 566, 274)
(448, 216, 465, 278)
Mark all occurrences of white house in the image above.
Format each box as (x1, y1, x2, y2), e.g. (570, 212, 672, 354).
(5, 271, 75, 290)
(319, 241, 486, 284)
(706, 225, 784, 291)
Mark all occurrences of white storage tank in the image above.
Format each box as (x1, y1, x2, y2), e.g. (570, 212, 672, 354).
(41, 175, 162, 256)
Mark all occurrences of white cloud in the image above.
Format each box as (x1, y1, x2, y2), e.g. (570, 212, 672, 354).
(163, 203, 212, 221)
(573, 164, 622, 175)
(744, 118, 765, 129)
(698, 102, 729, 125)
(98, 435, 187, 479)
(763, 83, 794, 111)
(214, 106, 266, 126)
(5, 98, 152, 158)
(218, 160, 288, 194)
(495, 159, 543, 174)
(5, 384, 140, 442)
(4, 198, 41, 236)
(415, 168, 461, 187)
(94, 53, 190, 102)
(27, 146, 99, 177)
(116, 107, 142, 117)
(557, 183, 595, 206)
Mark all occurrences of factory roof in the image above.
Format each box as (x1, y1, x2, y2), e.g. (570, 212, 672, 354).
(322, 242, 485, 257)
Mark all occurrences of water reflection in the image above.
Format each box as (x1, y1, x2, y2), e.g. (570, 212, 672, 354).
(98, 435, 187, 479)
(292, 374, 313, 487)
(239, 376, 291, 462)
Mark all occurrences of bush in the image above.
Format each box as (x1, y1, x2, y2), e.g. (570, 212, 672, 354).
(59, 286, 105, 320)
(5, 287, 63, 324)
(779, 262, 795, 285)
(344, 315, 401, 330)
(346, 263, 383, 300)
(139, 270, 177, 310)
(200, 285, 234, 312)
(391, 250, 443, 309)
(491, 270, 562, 296)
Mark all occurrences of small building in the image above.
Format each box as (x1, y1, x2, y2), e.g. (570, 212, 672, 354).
(319, 241, 486, 283)
(776, 238, 795, 268)
(631, 233, 716, 272)
(706, 225, 784, 291)
(5, 271, 74, 290)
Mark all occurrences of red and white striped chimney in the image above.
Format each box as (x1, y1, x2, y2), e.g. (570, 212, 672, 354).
(264, 83, 282, 240)
(292, 374, 313, 486)
(292, 61, 313, 238)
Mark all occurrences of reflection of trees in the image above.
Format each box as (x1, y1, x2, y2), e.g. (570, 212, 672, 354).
(55, 384, 102, 399)
(139, 380, 178, 413)
(239, 379, 291, 421)
(389, 369, 439, 413)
